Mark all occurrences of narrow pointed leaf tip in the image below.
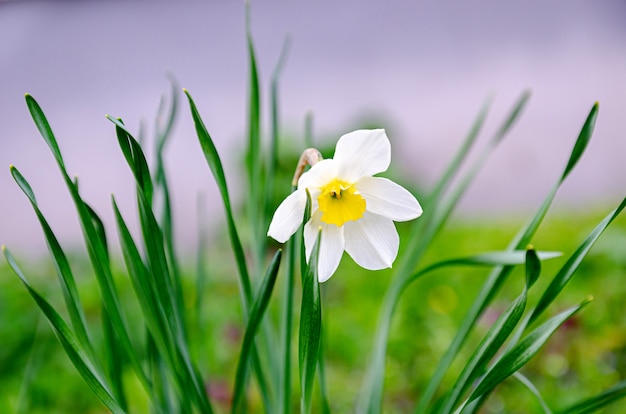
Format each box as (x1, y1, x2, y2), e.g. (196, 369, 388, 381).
(268, 129, 422, 282)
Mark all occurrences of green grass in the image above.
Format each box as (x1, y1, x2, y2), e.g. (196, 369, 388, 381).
(1, 210, 624, 413)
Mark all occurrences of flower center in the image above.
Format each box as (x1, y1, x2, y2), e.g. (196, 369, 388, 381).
(318, 179, 366, 226)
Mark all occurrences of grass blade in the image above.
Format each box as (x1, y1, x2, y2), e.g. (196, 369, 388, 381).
(184, 88, 252, 308)
(153, 79, 185, 343)
(112, 197, 173, 367)
(102, 306, 128, 411)
(299, 230, 322, 414)
(359, 92, 530, 414)
(511, 372, 553, 414)
(414, 101, 599, 414)
(10, 165, 96, 365)
(24, 93, 151, 393)
(280, 212, 299, 414)
(561, 103, 598, 181)
(232, 250, 283, 413)
(530, 197, 626, 324)
(465, 298, 591, 406)
(556, 380, 626, 414)
(245, 2, 263, 255)
(439, 249, 540, 413)
(265, 35, 291, 230)
(3, 247, 124, 414)
(107, 116, 154, 204)
(24, 94, 65, 168)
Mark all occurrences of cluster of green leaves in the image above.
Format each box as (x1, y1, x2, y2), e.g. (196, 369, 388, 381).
(355, 96, 626, 414)
(4, 9, 626, 414)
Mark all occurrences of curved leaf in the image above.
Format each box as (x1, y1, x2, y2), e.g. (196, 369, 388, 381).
(232, 250, 283, 413)
(466, 298, 591, 405)
(3, 247, 124, 414)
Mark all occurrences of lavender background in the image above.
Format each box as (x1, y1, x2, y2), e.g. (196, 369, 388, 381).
(1, 0, 625, 254)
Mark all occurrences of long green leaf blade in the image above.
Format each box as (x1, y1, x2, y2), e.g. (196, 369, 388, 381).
(299, 231, 322, 414)
(360, 92, 530, 414)
(24, 94, 65, 168)
(265, 36, 291, 230)
(184, 88, 252, 308)
(561, 102, 598, 181)
(466, 298, 591, 405)
(24, 93, 151, 394)
(112, 197, 174, 367)
(102, 306, 128, 411)
(530, 197, 626, 324)
(512, 372, 553, 414)
(439, 249, 540, 413)
(3, 247, 124, 414)
(232, 250, 283, 413)
(557, 380, 626, 414)
(414, 101, 599, 414)
(107, 116, 154, 204)
(10, 165, 95, 364)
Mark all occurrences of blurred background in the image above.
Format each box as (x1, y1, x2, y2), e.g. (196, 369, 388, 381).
(1, 0, 625, 254)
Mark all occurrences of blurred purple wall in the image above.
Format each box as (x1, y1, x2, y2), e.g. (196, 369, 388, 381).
(1, 0, 625, 254)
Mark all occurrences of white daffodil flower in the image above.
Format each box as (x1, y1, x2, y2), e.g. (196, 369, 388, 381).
(268, 129, 423, 282)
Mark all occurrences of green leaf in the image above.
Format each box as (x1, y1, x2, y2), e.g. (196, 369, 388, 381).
(404, 250, 559, 295)
(112, 197, 173, 365)
(114, 197, 204, 412)
(561, 102, 598, 181)
(557, 380, 626, 414)
(10, 165, 96, 365)
(357, 93, 529, 414)
(107, 116, 154, 204)
(530, 197, 626, 324)
(512, 372, 552, 414)
(442, 293, 527, 414)
(466, 298, 591, 405)
(102, 306, 128, 411)
(316, 333, 331, 414)
(264, 35, 291, 231)
(491, 90, 531, 146)
(153, 77, 185, 340)
(24, 94, 65, 168)
(232, 250, 283, 414)
(184, 89, 252, 308)
(280, 204, 299, 414)
(155, 73, 179, 153)
(24, 93, 151, 394)
(299, 230, 322, 414)
(244, 2, 266, 277)
(185, 88, 271, 411)
(3, 247, 124, 414)
(413, 101, 599, 414)
(136, 189, 213, 413)
(195, 194, 210, 336)
(438, 249, 540, 413)
(525, 247, 541, 288)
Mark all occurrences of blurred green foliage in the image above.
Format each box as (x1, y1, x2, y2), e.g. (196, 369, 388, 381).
(2, 208, 624, 413)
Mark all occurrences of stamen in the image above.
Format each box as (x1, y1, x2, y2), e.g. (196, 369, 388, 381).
(318, 179, 366, 226)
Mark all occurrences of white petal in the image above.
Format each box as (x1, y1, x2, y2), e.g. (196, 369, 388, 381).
(333, 129, 391, 182)
(267, 189, 307, 243)
(298, 158, 337, 190)
(304, 214, 345, 283)
(343, 212, 399, 270)
(356, 176, 423, 221)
